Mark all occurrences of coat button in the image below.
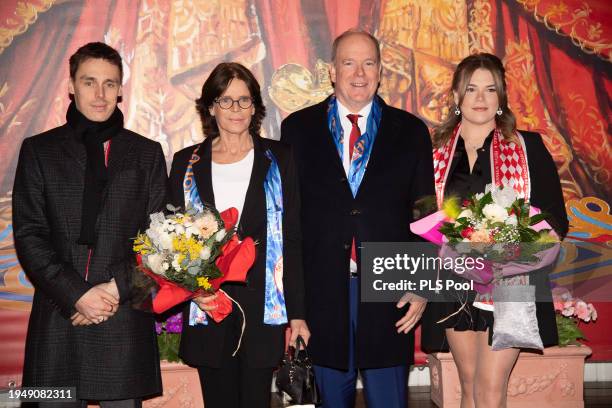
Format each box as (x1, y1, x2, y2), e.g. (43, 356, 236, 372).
(350, 209, 361, 216)
(340, 176, 347, 182)
(343, 243, 351, 250)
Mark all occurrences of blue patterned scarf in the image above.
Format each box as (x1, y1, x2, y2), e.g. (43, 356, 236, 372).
(327, 95, 382, 196)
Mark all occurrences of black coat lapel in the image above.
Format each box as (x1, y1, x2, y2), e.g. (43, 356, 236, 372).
(192, 137, 216, 208)
(239, 137, 270, 236)
(61, 125, 87, 170)
(107, 131, 136, 180)
(317, 98, 350, 183)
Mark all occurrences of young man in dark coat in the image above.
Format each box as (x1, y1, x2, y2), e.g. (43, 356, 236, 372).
(281, 30, 435, 408)
(12, 42, 166, 407)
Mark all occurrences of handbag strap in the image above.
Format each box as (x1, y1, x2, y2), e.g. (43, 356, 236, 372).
(294, 335, 312, 363)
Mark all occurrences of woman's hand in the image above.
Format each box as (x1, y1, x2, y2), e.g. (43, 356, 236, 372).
(289, 319, 310, 349)
(192, 293, 218, 311)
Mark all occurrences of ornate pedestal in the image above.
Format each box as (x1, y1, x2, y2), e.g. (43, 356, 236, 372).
(143, 361, 203, 408)
(428, 346, 592, 408)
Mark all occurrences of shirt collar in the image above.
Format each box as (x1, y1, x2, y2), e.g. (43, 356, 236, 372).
(337, 98, 373, 121)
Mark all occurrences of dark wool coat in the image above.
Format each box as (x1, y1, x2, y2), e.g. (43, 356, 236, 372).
(13, 124, 167, 400)
(281, 96, 435, 369)
(169, 135, 305, 368)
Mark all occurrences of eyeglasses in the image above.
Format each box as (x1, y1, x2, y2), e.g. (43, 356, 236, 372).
(214, 96, 254, 110)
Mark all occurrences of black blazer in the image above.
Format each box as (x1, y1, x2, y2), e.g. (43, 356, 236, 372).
(281, 96, 435, 369)
(169, 135, 305, 368)
(13, 125, 166, 399)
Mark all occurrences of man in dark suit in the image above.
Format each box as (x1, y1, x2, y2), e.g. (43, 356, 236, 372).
(13, 42, 166, 407)
(281, 30, 435, 407)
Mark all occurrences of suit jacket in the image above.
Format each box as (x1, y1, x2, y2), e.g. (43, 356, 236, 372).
(12, 124, 167, 399)
(281, 96, 435, 369)
(168, 135, 305, 368)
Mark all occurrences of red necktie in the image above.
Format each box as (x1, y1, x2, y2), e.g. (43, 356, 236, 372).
(346, 114, 361, 268)
(347, 114, 361, 161)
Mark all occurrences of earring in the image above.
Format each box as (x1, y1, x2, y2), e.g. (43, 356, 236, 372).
(496, 108, 503, 116)
(454, 106, 461, 116)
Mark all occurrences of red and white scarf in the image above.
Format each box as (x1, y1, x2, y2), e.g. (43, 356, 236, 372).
(433, 124, 530, 207)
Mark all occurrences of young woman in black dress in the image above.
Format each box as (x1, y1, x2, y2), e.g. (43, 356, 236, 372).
(421, 53, 568, 408)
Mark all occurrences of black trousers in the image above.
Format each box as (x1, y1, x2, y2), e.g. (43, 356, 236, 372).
(196, 314, 275, 408)
(198, 364, 274, 408)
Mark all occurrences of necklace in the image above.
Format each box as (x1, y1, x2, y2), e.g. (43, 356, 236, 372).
(463, 138, 484, 151)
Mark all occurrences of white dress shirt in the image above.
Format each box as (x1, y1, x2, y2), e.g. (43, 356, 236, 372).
(337, 100, 372, 175)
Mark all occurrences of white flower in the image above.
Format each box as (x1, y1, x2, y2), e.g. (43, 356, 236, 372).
(172, 254, 181, 270)
(158, 232, 174, 251)
(506, 214, 518, 226)
(186, 225, 200, 237)
(149, 212, 165, 225)
(145, 253, 164, 274)
(174, 224, 185, 235)
(482, 203, 508, 223)
(200, 247, 211, 260)
(491, 186, 517, 208)
(474, 192, 484, 200)
(161, 262, 169, 271)
(194, 213, 219, 239)
(215, 229, 226, 242)
(457, 209, 473, 220)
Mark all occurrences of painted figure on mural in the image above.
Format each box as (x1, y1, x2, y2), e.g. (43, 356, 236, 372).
(281, 29, 434, 408)
(12, 42, 166, 407)
(420, 53, 568, 407)
(168, 62, 309, 408)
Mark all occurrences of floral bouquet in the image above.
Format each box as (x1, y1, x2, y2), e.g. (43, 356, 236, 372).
(133, 204, 256, 322)
(553, 287, 598, 346)
(438, 184, 554, 247)
(411, 184, 560, 288)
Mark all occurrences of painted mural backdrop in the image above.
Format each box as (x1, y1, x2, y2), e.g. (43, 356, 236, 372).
(0, 0, 610, 363)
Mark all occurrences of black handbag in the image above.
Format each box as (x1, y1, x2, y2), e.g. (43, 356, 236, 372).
(276, 335, 321, 406)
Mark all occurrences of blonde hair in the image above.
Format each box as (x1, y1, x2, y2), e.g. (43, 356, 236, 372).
(432, 53, 517, 148)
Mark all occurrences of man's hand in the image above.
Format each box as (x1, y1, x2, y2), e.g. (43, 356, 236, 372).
(192, 293, 218, 312)
(98, 278, 120, 300)
(395, 292, 427, 334)
(70, 312, 94, 326)
(74, 285, 119, 324)
(289, 319, 311, 349)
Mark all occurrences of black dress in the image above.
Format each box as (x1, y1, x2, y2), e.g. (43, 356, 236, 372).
(420, 130, 569, 353)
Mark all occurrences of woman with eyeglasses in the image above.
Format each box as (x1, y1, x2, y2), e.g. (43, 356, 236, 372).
(168, 62, 310, 408)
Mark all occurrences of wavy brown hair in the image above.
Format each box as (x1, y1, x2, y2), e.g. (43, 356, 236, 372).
(432, 53, 517, 148)
(195, 62, 266, 139)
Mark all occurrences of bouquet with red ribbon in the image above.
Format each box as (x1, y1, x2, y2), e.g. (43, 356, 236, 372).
(133, 204, 255, 322)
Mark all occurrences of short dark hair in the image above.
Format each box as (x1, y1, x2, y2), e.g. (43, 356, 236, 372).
(331, 29, 381, 63)
(69, 42, 123, 81)
(195, 62, 266, 139)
